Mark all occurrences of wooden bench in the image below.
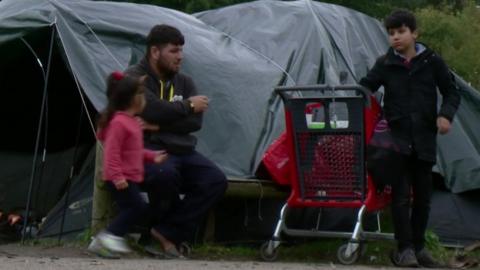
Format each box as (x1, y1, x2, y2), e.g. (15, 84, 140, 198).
(91, 144, 289, 237)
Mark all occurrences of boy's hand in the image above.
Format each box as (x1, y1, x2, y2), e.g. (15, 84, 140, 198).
(114, 179, 129, 190)
(154, 150, 168, 164)
(437, 116, 452, 135)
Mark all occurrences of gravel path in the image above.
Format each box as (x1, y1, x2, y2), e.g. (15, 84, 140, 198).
(0, 243, 424, 270)
(0, 256, 403, 270)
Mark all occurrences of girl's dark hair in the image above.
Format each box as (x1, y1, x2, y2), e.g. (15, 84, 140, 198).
(384, 9, 417, 32)
(97, 71, 141, 129)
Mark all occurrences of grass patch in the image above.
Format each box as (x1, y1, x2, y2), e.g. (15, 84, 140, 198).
(20, 228, 93, 248)
(190, 238, 480, 267)
(190, 238, 398, 265)
(189, 210, 479, 266)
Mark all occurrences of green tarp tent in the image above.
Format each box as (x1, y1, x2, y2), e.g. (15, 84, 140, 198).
(196, 0, 480, 193)
(0, 0, 479, 243)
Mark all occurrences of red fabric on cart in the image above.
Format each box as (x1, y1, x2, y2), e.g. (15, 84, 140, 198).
(261, 131, 293, 186)
(262, 97, 381, 186)
(262, 102, 324, 186)
(261, 95, 391, 211)
(365, 96, 382, 142)
(365, 97, 392, 212)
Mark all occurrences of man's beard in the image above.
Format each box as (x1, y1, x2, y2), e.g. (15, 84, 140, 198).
(157, 59, 178, 78)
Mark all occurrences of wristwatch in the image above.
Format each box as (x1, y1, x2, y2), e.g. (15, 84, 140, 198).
(189, 100, 195, 112)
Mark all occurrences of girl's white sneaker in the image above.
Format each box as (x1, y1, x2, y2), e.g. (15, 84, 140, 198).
(97, 231, 131, 254)
(87, 237, 120, 259)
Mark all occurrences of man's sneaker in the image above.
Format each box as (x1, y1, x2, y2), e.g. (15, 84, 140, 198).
(416, 248, 443, 268)
(144, 244, 186, 259)
(97, 231, 132, 254)
(391, 248, 419, 267)
(87, 237, 120, 259)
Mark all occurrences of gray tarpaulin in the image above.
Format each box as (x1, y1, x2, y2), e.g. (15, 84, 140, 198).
(196, 0, 480, 246)
(1, 0, 480, 244)
(0, 0, 288, 179)
(196, 0, 480, 192)
(428, 190, 480, 246)
(0, 0, 479, 187)
(436, 77, 480, 193)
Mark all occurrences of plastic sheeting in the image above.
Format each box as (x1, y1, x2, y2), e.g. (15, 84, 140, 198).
(196, 0, 480, 191)
(196, 0, 389, 85)
(436, 77, 480, 193)
(0, 0, 288, 178)
(37, 147, 95, 238)
(0, 0, 479, 190)
(428, 190, 480, 246)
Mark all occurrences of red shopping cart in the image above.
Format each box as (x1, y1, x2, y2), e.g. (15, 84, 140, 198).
(259, 85, 393, 264)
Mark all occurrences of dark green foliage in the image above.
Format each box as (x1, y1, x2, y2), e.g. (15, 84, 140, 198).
(98, 0, 250, 13)
(417, 2, 480, 88)
(321, 0, 430, 19)
(102, 0, 479, 15)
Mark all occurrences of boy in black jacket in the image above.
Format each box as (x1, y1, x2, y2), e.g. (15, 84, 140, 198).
(360, 10, 460, 267)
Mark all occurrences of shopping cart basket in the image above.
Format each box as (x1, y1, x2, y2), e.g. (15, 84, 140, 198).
(259, 85, 393, 264)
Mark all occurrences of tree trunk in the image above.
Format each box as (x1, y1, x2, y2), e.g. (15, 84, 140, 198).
(91, 142, 115, 235)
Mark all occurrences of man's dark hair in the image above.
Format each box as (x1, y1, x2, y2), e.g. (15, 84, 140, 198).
(384, 9, 417, 32)
(146, 24, 185, 55)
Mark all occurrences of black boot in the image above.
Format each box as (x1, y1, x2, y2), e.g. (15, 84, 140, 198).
(391, 248, 419, 267)
(416, 248, 443, 268)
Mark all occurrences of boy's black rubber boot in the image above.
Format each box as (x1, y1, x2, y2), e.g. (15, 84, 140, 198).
(391, 248, 419, 267)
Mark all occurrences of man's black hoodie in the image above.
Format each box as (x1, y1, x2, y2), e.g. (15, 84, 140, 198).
(125, 58, 202, 154)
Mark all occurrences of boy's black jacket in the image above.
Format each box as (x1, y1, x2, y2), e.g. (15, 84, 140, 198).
(126, 58, 202, 154)
(360, 44, 460, 162)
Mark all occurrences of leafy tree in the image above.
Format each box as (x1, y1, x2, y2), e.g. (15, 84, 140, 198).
(99, 0, 250, 13)
(417, 2, 480, 88)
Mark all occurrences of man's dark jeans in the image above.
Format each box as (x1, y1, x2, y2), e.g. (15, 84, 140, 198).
(143, 150, 227, 244)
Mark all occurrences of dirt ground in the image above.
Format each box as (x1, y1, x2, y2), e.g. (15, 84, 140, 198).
(0, 243, 419, 270)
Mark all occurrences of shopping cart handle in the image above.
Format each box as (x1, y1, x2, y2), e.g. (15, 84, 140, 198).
(275, 84, 372, 107)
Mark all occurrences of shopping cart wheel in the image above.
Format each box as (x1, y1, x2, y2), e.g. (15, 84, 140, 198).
(178, 242, 192, 257)
(336, 243, 362, 265)
(260, 242, 279, 261)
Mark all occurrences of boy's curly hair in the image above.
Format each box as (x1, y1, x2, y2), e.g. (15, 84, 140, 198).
(384, 9, 417, 32)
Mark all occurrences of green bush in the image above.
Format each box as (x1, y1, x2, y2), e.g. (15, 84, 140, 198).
(424, 230, 449, 262)
(416, 2, 480, 89)
(320, 0, 480, 90)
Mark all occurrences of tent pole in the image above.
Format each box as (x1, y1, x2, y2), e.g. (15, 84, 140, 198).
(21, 26, 56, 244)
(20, 37, 49, 201)
(32, 93, 49, 222)
(19, 37, 49, 238)
(57, 105, 84, 243)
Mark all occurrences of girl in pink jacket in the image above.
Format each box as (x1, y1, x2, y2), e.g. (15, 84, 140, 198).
(88, 71, 167, 257)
